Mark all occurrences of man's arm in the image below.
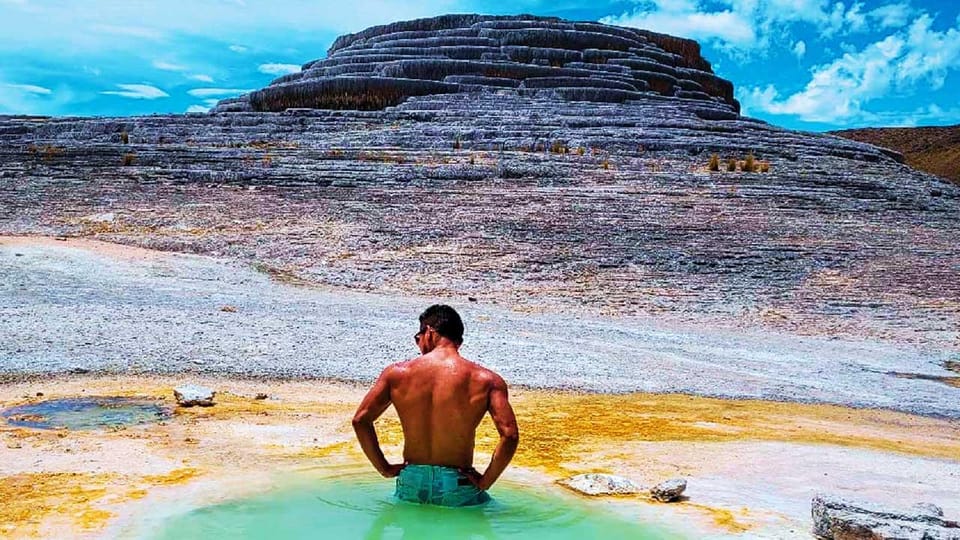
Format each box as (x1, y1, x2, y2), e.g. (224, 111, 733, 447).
(352, 365, 404, 478)
(476, 375, 519, 490)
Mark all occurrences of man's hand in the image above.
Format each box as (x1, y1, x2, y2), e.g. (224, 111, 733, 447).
(459, 466, 487, 490)
(381, 463, 406, 478)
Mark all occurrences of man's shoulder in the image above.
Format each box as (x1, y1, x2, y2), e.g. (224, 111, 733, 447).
(463, 359, 506, 389)
(381, 356, 422, 378)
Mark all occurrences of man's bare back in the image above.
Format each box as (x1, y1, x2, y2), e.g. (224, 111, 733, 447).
(353, 305, 518, 494)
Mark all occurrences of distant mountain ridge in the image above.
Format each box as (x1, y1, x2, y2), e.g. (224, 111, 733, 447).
(832, 125, 960, 185)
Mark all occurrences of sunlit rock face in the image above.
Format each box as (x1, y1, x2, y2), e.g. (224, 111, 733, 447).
(1, 15, 959, 349)
(213, 14, 738, 113)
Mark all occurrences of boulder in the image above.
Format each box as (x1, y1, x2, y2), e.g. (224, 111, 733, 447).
(173, 384, 215, 407)
(650, 478, 687, 502)
(811, 494, 960, 539)
(560, 473, 643, 496)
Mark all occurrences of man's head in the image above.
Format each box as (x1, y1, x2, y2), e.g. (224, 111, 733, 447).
(416, 304, 464, 353)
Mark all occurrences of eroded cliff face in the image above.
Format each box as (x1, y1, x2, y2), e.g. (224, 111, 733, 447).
(1, 17, 958, 347)
(213, 15, 737, 113)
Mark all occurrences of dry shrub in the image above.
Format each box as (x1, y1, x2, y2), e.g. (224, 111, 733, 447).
(550, 140, 567, 154)
(576, 146, 586, 156)
(120, 131, 129, 144)
(743, 152, 756, 172)
(726, 158, 737, 172)
(759, 161, 770, 173)
(121, 153, 136, 166)
(708, 153, 720, 171)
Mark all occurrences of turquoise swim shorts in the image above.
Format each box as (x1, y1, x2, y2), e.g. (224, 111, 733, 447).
(395, 464, 491, 507)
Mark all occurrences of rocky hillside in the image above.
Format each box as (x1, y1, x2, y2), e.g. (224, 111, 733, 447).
(833, 125, 960, 184)
(1, 15, 958, 347)
(214, 14, 738, 113)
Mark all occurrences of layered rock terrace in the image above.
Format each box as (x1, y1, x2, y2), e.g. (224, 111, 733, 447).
(214, 14, 738, 113)
(1, 15, 959, 348)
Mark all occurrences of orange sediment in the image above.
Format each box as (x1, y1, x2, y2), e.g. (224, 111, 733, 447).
(1, 375, 959, 537)
(0, 473, 115, 537)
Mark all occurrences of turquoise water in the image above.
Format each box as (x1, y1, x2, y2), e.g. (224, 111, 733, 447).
(0, 397, 169, 430)
(149, 474, 681, 540)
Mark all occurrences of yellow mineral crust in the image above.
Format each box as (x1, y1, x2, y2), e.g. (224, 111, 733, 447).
(0, 468, 202, 538)
(1, 375, 958, 538)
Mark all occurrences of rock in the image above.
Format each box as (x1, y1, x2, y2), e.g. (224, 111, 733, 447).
(560, 473, 642, 496)
(811, 494, 960, 540)
(650, 478, 687, 502)
(81, 211, 115, 223)
(215, 15, 741, 113)
(1, 16, 958, 352)
(254, 393, 268, 400)
(173, 384, 215, 407)
(913, 503, 946, 518)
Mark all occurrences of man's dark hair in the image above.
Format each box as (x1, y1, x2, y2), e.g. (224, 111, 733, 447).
(419, 304, 465, 345)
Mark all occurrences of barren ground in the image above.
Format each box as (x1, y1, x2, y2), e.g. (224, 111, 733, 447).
(0, 237, 958, 538)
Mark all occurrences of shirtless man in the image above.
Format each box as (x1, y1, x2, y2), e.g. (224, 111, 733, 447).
(352, 304, 519, 506)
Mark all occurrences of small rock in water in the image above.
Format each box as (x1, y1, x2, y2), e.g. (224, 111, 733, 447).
(650, 478, 687, 502)
(220, 305, 238, 313)
(174, 384, 215, 407)
(560, 473, 642, 496)
(254, 393, 268, 400)
(812, 494, 959, 540)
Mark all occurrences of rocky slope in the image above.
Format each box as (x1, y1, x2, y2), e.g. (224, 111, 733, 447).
(1, 15, 958, 348)
(214, 14, 738, 113)
(833, 125, 960, 184)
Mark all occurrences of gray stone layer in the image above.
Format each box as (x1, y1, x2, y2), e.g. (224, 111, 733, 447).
(215, 14, 739, 113)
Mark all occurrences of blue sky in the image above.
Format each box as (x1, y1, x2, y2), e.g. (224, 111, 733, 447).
(1, 0, 958, 131)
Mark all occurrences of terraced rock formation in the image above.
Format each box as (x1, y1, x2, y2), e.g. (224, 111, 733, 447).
(213, 14, 738, 113)
(1, 15, 959, 349)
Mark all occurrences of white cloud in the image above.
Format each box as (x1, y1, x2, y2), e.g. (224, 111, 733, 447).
(187, 87, 249, 97)
(601, 4, 755, 48)
(152, 60, 186, 72)
(792, 40, 807, 60)
(229, 44, 248, 53)
(188, 74, 214, 83)
(186, 104, 210, 113)
(601, 0, 897, 52)
(258, 63, 301, 75)
(869, 3, 913, 29)
(101, 84, 169, 100)
(89, 24, 164, 40)
(740, 14, 960, 124)
(0, 1, 458, 54)
(4, 83, 52, 95)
